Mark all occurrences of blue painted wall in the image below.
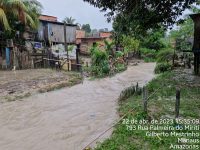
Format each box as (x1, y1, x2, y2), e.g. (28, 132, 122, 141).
(6, 48, 10, 66)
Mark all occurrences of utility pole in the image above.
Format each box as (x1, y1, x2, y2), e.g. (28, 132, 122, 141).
(76, 44, 80, 71)
(64, 22, 69, 71)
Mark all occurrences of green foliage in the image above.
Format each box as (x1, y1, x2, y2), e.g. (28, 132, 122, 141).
(0, 0, 42, 41)
(95, 70, 200, 149)
(23, 0, 43, 29)
(154, 62, 172, 74)
(90, 44, 110, 77)
(118, 84, 142, 101)
(140, 48, 176, 74)
(0, 0, 42, 31)
(140, 47, 157, 62)
(91, 60, 110, 77)
(82, 24, 91, 33)
(88, 42, 127, 78)
(68, 45, 75, 51)
(169, 17, 193, 51)
(115, 51, 124, 58)
(84, 0, 195, 36)
(115, 63, 126, 72)
(140, 48, 157, 58)
(144, 57, 156, 63)
(118, 85, 136, 101)
(156, 49, 175, 63)
(62, 16, 76, 24)
(170, 18, 193, 40)
(104, 40, 114, 56)
(121, 35, 140, 53)
(90, 42, 98, 54)
(168, 6, 200, 51)
(141, 28, 166, 51)
(91, 49, 108, 66)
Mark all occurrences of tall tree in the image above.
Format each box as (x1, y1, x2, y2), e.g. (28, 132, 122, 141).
(82, 24, 91, 33)
(23, 0, 43, 29)
(170, 6, 200, 40)
(0, 0, 42, 31)
(169, 6, 200, 51)
(84, 0, 198, 35)
(63, 16, 76, 24)
(141, 28, 166, 50)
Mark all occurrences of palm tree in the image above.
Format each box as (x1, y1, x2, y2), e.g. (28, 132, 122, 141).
(23, 0, 43, 29)
(0, 0, 42, 31)
(63, 16, 76, 24)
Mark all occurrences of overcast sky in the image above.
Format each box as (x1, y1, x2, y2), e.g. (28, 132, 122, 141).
(38, 0, 112, 30)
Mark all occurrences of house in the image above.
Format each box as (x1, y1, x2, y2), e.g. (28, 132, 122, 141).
(36, 15, 77, 45)
(76, 30, 86, 44)
(99, 32, 112, 38)
(39, 15, 57, 22)
(0, 15, 77, 70)
(76, 30, 112, 54)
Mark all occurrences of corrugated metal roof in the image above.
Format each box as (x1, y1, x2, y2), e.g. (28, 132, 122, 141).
(39, 20, 77, 27)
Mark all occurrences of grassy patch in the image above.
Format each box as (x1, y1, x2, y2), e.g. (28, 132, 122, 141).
(94, 70, 200, 150)
(140, 48, 157, 62)
(38, 75, 82, 93)
(84, 64, 127, 79)
(4, 92, 31, 102)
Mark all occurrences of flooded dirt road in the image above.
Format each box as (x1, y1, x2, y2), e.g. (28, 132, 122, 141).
(0, 63, 155, 150)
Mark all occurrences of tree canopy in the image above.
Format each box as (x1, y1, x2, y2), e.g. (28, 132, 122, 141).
(82, 24, 91, 33)
(168, 6, 200, 51)
(0, 0, 42, 31)
(84, 0, 198, 35)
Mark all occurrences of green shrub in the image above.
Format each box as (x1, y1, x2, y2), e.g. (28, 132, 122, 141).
(122, 35, 140, 53)
(104, 40, 114, 56)
(115, 51, 124, 58)
(115, 63, 126, 72)
(89, 42, 127, 78)
(91, 49, 108, 65)
(140, 47, 157, 62)
(144, 57, 156, 62)
(141, 28, 166, 51)
(102, 60, 110, 74)
(154, 62, 172, 74)
(68, 45, 75, 51)
(156, 49, 176, 63)
(118, 85, 136, 101)
(90, 44, 110, 77)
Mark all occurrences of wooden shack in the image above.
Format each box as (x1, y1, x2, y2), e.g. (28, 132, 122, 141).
(0, 16, 77, 70)
(37, 19, 77, 45)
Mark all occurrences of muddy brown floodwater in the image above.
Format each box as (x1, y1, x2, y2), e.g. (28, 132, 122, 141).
(0, 63, 155, 150)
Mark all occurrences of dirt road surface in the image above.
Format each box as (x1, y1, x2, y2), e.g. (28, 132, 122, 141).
(0, 63, 156, 150)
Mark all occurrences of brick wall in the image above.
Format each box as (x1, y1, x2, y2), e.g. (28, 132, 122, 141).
(76, 30, 85, 39)
(39, 15, 57, 22)
(99, 32, 112, 38)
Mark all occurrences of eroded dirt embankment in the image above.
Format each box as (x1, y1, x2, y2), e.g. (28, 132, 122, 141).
(0, 63, 155, 150)
(0, 69, 82, 102)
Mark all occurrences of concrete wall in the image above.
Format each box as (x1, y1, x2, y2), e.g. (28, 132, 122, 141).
(80, 38, 106, 54)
